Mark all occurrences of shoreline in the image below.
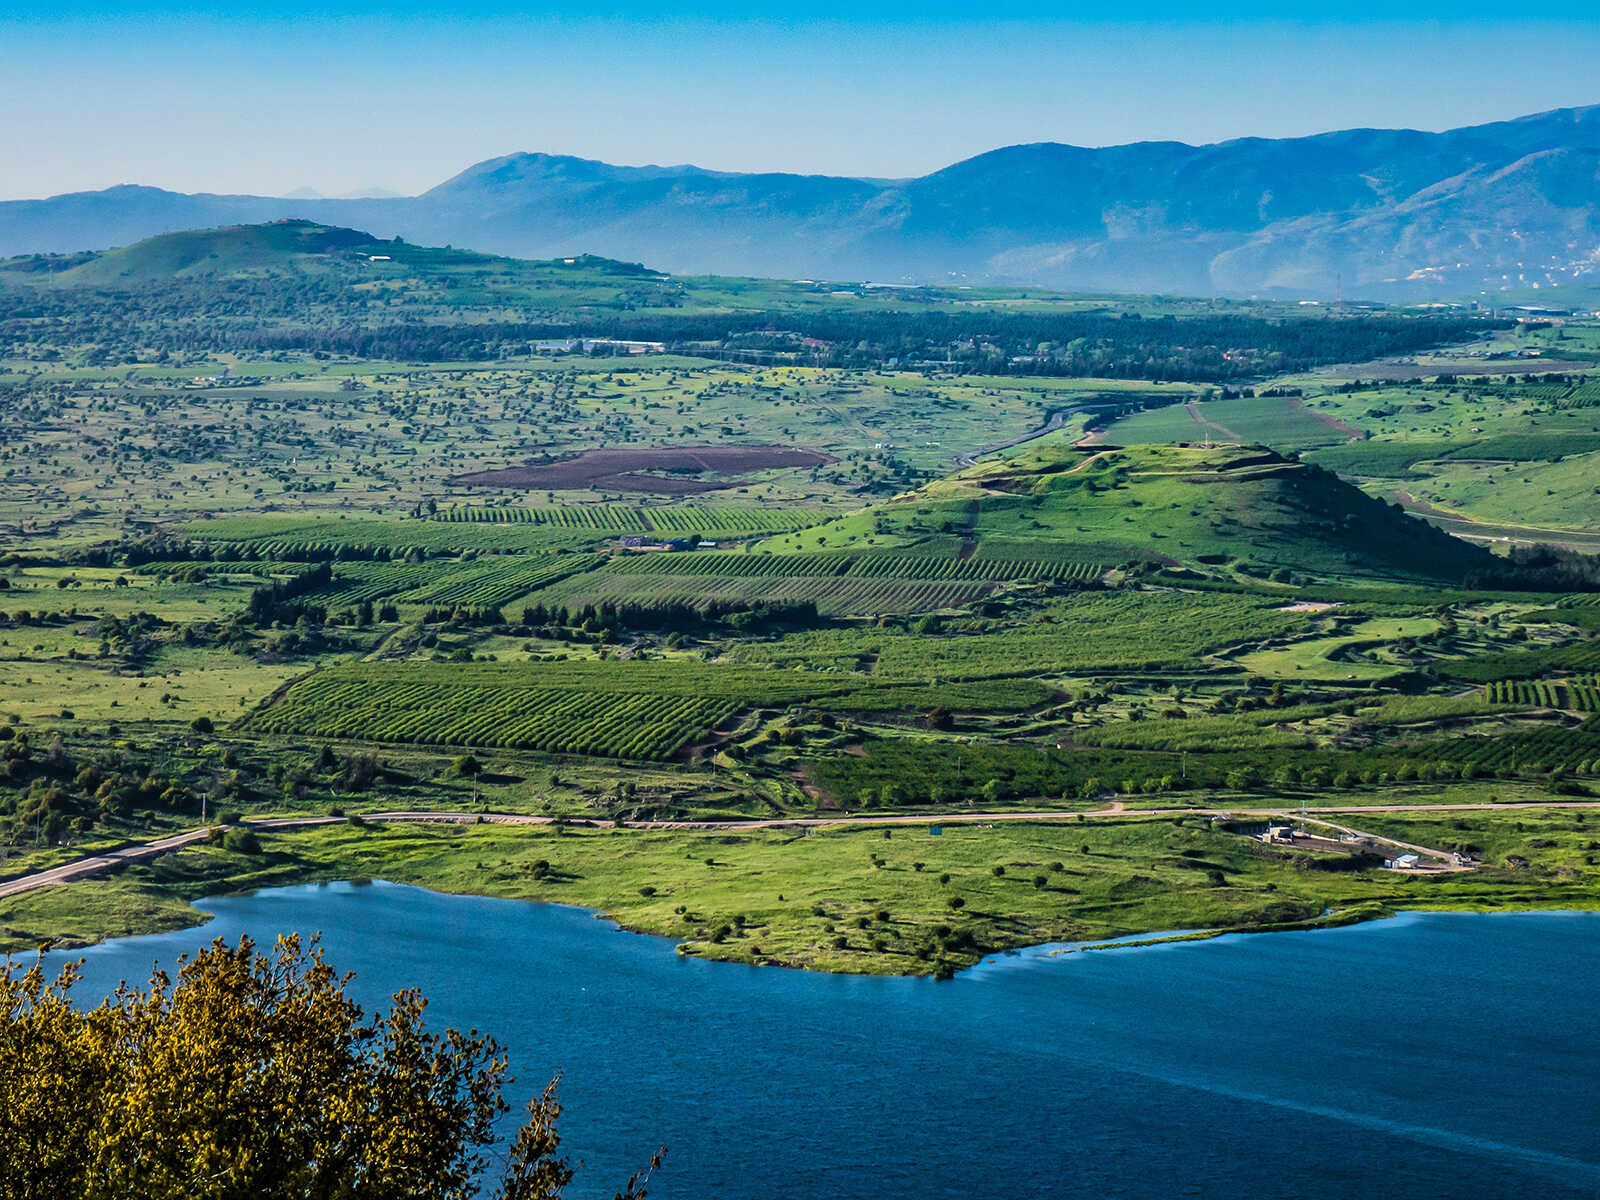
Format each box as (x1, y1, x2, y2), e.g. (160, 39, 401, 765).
(33, 875, 1600, 984)
(6, 801, 1600, 976)
(13, 850, 1600, 979)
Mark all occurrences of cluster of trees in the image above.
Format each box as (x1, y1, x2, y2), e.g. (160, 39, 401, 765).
(1, 273, 1495, 382)
(811, 724, 1600, 810)
(0, 935, 661, 1199)
(518, 598, 825, 639)
(45, 535, 437, 572)
(422, 604, 507, 628)
(0, 727, 205, 844)
(1470, 544, 1600, 593)
(210, 309, 1494, 381)
(245, 562, 332, 626)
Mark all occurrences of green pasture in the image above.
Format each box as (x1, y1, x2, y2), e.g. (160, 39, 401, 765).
(1232, 616, 1441, 681)
(5, 805, 1597, 973)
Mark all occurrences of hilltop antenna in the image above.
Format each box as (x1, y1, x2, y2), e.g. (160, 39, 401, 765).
(1335, 272, 1343, 315)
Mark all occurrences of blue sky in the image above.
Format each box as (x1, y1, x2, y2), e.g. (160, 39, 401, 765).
(3, 3, 1596, 200)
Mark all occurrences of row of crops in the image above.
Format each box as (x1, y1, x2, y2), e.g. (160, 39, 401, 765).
(1484, 676, 1600, 711)
(568, 548, 1103, 583)
(270, 660, 854, 702)
(312, 561, 441, 606)
(432, 504, 826, 535)
(530, 569, 997, 617)
(845, 553, 1103, 583)
(314, 555, 603, 611)
(1439, 638, 1600, 683)
(1558, 380, 1600, 409)
(1493, 381, 1578, 404)
(645, 508, 827, 536)
(247, 653, 1071, 759)
(254, 678, 738, 760)
(398, 555, 603, 609)
(436, 504, 644, 528)
(729, 591, 1311, 678)
(187, 516, 582, 557)
(1409, 717, 1600, 775)
(314, 547, 1087, 619)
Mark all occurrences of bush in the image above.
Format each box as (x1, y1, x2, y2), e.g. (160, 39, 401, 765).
(223, 828, 262, 854)
(0, 935, 659, 1197)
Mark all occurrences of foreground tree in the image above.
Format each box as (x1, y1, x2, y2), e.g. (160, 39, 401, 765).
(0, 935, 660, 1200)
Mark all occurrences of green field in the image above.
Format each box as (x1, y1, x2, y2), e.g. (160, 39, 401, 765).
(5, 802, 1597, 974)
(1097, 373, 1600, 546)
(1233, 616, 1440, 681)
(3, 224, 1600, 974)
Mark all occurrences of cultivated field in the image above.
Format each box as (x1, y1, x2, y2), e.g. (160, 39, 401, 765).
(3, 227, 1599, 973)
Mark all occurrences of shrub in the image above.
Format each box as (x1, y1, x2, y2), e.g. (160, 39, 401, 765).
(0, 935, 658, 1197)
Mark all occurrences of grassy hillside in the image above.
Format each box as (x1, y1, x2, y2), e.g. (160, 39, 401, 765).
(758, 439, 1493, 584)
(52, 220, 394, 282)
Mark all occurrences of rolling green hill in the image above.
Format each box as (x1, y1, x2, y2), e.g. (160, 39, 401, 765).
(50, 220, 398, 283)
(16, 219, 661, 288)
(759, 439, 1494, 584)
(0, 219, 1495, 383)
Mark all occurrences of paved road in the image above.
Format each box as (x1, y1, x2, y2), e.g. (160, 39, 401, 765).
(5, 799, 1598, 904)
(0, 829, 216, 901)
(954, 410, 1067, 467)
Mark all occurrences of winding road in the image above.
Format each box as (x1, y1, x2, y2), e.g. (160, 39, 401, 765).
(954, 410, 1068, 467)
(5, 799, 1599, 904)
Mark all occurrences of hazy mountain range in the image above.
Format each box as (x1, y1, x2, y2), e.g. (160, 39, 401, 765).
(4, 105, 1598, 299)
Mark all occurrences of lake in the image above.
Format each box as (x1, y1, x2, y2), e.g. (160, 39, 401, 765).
(61, 884, 1600, 1199)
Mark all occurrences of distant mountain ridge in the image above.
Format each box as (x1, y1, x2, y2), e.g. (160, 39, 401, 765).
(4, 105, 1598, 299)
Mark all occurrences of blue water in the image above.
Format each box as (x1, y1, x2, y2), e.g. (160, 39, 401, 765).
(60, 884, 1600, 1199)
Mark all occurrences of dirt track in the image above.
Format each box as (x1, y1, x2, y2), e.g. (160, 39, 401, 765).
(1391, 489, 1600, 552)
(1183, 402, 1241, 442)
